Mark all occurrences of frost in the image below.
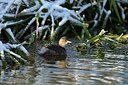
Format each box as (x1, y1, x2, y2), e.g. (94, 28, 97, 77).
(3, 14, 15, 17)
(18, 0, 82, 38)
(5, 28, 16, 42)
(0, 59, 2, 67)
(4, 42, 30, 56)
(0, 3, 5, 12)
(59, 12, 69, 26)
(78, 3, 97, 14)
(54, 0, 66, 5)
(8, 51, 27, 62)
(91, 20, 98, 29)
(0, 41, 7, 51)
(20, 1, 40, 13)
(16, 17, 36, 39)
(70, 0, 74, 4)
(99, 0, 107, 21)
(0, 41, 28, 62)
(5, 43, 21, 49)
(0, 20, 24, 34)
(0, 23, 4, 34)
(19, 45, 30, 56)
(0, 0, 82, 39)
(37, 26, 48, 32)
(0, 0, 15, 19)
(117, 2, 125, 20)
(22, 0, 30, 7)
(105, 10, 111, 20)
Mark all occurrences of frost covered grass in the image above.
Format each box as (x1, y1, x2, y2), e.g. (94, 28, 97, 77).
(0, 28, 33, 68)
(0, 0, 128, 68)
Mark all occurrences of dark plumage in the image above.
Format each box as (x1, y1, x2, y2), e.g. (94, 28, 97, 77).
(38, 37, 71, 62)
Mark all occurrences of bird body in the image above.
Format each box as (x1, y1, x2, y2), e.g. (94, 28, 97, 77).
(38, 37, 71, 62)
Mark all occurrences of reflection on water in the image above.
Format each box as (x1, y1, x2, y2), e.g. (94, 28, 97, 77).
(34, 57, 128, 85)
(1, 54, 128, 85)
(0, 66, 36, 85)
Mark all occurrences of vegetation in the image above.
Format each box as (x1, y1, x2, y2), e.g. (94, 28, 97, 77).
(0, 0, 128, 68)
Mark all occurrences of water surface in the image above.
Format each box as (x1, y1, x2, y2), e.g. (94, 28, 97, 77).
(0, 44, 128, 85)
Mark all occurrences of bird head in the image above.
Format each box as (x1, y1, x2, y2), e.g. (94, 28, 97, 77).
(59, 37, 71, 47)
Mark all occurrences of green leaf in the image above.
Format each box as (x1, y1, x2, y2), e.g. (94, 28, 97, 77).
(110, 0, 122, 22)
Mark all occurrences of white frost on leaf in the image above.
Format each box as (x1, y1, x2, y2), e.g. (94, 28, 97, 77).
(8, 51, 27, 62)
(105, 10, 111, 20)
(5, 43, 21, 49)
(117, 2, 125, 20)
(0, 23, 4, 34)
(70, 0, 74, 4)
(19, 0, 82, 37)
(4, 42, 30, 56)
(59, 12, 69, 26)
(0, 0, 15, 19)
(5, 28, 16, 42)
(19, 45, 30, 56)
(0, 41, 7, 51)
(0, 41, 27, 62)
(22, 0, 30, 7)
(91, 20, 98, 29)
(54, 0, 66, 5)
(20, 1, 40, 13)
(0, 59, 2, 67)
(78, 3, 97, 14)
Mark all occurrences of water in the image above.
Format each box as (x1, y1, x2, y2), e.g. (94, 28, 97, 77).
(34, 57, 128, 85)
(1, 54, 128, 85)
(0, 44, 128, 85)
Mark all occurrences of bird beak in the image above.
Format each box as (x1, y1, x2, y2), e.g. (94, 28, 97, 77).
(66, 40, 72, 44)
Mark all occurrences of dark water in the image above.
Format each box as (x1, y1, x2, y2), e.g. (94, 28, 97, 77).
(0, 44, 128, 85)
(34, 58, 128, 85)
(1, 55, 128, 85)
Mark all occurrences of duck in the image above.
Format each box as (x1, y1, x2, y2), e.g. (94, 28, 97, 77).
(38, 36, 71, 63)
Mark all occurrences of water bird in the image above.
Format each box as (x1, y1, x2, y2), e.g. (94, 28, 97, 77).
(38, 36, 71, 63)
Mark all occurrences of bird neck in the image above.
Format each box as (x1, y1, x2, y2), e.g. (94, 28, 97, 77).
(59, 42, 65, 48)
